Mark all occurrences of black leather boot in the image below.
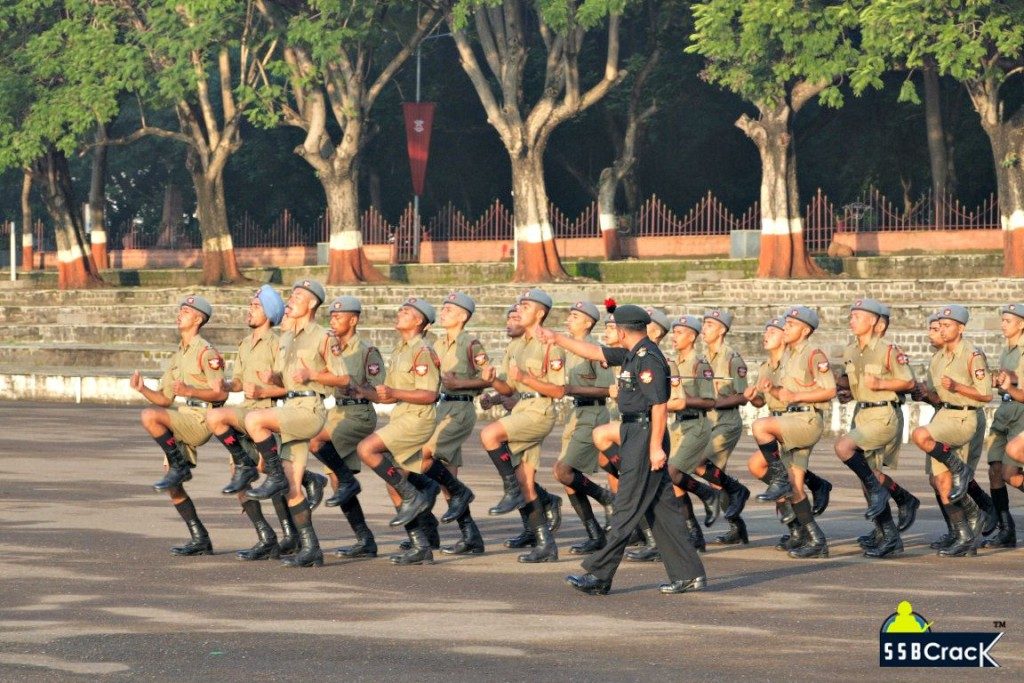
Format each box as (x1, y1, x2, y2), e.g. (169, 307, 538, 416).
(864, 518, 903, 558)
(686, 516, 707, 553)
(775, 522, 804, 551)
(863, 477, 891, 520)
(221, 452, 258, 495)
(440, 481, 475, 524)
(488, 473, 525, 515)
(809, 476, 832, 516)
(170, 519, 213, 556)
(721, 479, 750, 521)
(154, 446, 192, 491)
(757, 458, 792, 501)
(982, 510, 1017, 548)
(962, 496, 985, 540)
(596, 486, 615, 531)
(237, 521, 280, 561)
(277, 506, 299, 556)
(625, 525, 660, 561)
(542, 492, 563, 532)
(857, 520, 884, 550)
(566, 573, 611, 595)
(714, 517, 749, 545)
(423, 512, 441, 549)
(336, 528, 377, 558)
(302, 471, 328, 511)
(281, 525, 324, 567)
(569, 518, 606, 555)
(389, 478, 436, 528)
(505, 511, 537, 548)
(325, 478, 361, 508)
(938, 518, 977, 557)
(929, 507, 955, 550)
(973, 490, 998, 536)
(694, 482, 721, 527)
(788, 520, 828, 558)
(246, 448, 288, 500)
(518, 523, 558, 563)
(391, 515, 435, 565)
(626, 526, 645, 546)
(947, 463, 972, 503)
(442, 515, 485, 555)
(897, 493, 920, 531)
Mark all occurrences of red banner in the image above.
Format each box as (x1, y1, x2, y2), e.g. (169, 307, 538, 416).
(402, 102, 435, 196)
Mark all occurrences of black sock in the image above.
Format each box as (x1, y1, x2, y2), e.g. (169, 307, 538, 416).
(945, 502, 965, 525)
(793, 498, 814, 524)
(524, 498, 546, 530)
(341, 496, 370, 534)
(174, 497, 200, 523)
(935, 490, 949, 525)
(517, 506, 530, 527)
(241, 499, 268, 527)
(568, 492, 595, 524)
(804, 470, 825, 489)
(875, 503, 894, 525)
(290, 499, 312, 530)
(600, 457, 620, 478)
(486, 442, 516, 477)
(843, 449, 876, 485)
(678, 492, 698, 523)
(879, 473, 912, 505)
(215, 427, 252, 464)
(927, 442, 958, 469)
(701, 459, 724, 485)
(569, 471, 606, 501)
(407, 472, 433, 490)
(311, 441, 349, 479)
(758, 439, 781, 462)
(534, 482, 552, 506)
(254, 435, 279, 461)
(371, 455, 406, 487)
(992, 486, 1010, 513)
(968, 480, 991, 507)
(272, 493, 294, 530)
(153, 430, 180, 459)
(424, 459, 462, 491)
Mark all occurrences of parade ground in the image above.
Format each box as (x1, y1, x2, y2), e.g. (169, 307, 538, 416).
(1, 401, 1021, 681)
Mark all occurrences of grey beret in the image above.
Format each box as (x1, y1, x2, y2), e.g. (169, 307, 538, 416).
(292, 279, 326, 304)
(703, 308, 734, 331)
(937, 304, 969, 325)
(1001, 303, 1024, 320)
(785, 305, 820, 331)
(519, 288, 553, 309)
(328, 295, 362, 314)
(765, 317, 785, 331)
(180, 294, 212, 320)
(672, 315, 703, 334)
(402, 296, 436, 324)
(443, 291, 475, 316)
(645, 307, 673, 333)
(570, 300, 601, 322)
(850, 298, 887, 317)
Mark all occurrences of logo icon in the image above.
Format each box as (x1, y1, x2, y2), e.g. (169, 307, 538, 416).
(881, 601, 932, 634)
(878, 601, 1002, 668)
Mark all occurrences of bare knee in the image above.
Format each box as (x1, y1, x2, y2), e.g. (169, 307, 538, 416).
(747, 453, 767, 479)
(911, 427, 931, 449)
(553, 461, 574, 486)
(834, 436, 856, 460)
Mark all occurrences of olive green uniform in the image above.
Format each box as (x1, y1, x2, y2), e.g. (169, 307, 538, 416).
(924, 340, 990, 475)
(668, 348, 714, 473)
(498, 332, 566, 468)
(987, 338, 1024, 466)
(842, 338, 913, 470)
(775, 340, 835, 468)
(425, 331, 491, 468)
(275, 320, 330, 462)
(376, 334, 440, 469)
(557, 336, 613, 473)
(323, 332, 385, 473)
(158, 335, 225, 464)
(702, 342, 748, 468)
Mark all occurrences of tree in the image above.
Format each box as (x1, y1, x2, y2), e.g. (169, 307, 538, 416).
(449, 0, 627, 282)
(252, 1, 442, 284)
(688, 0, 859, 278)
(854, 0, 1024, 276)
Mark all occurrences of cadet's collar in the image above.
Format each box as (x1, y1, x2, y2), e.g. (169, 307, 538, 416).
(401, 333, 424, 349)
(443, 330, 465, 348)
(336, 331, 359, 352)
(1012, 334, 1024, 351)
(789, 338, 809, 354)
(292, 318, 315, 335)
(181, 334, 202, 352)
(859, 335, 880, 352)
(944, 338, 967, 358)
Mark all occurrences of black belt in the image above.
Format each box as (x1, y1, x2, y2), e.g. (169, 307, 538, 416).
(714, 406, 738, 412)
(518, 392, 541, 400)
(940, 403, 973, 411)
(185, 398, 224, 408)
(856, 401, 898, 409)
(674, 411, 704, 422)
(786, 405, 822, 414)
(439, 394, 474, 402)
(573, 398, 604, 407)
(285, 391, 324, 400)
(771, 410, 786, 417)
(621, 412, 651, 424)
(1002, 394, 1014, 403)
(338, 398, 370, 406)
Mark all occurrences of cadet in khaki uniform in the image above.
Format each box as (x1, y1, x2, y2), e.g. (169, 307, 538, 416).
(131, 295, 228, 556)
(751, 306, 836, 559)
(356, 297, 443, 565)
(981, 304, 1024, 548)
(203, 285, 301, 561)
(306, 296, 386, 559)
(416, 292, 491, 556)
(243, 280, 331, 568)
(834, 298, 916, 559)
(550, 300, 615, 556)
(910, 304, 992, 557)
(480, 288, 566, 563)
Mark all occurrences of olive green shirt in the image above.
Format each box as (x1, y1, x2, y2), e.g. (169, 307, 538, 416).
(433, 330, 491, 397)
(842, 337, 913, 403)
(159, 334, 225, 400)
(328, 331, 386, 401)
(927, 339, 991, 407)
(705, 341, 748, 399)
(671, 347, 716, 404)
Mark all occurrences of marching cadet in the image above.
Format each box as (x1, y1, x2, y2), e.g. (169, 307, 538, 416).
(131, 294, 227, 556)
(479, 289, 566, 563)
(751, 306, 836, 559)
(542, 305, 707, 596)
(421, 291, 491, 556)
(909, 305, 992, 557)
(307, 296, 386, 559)
(646, 307, 673, 346)
(243, 280, 332, 568)
(550, 300, 615, 556)
(356, 297, 442, 565)
(204, 285, 299, 561)
(979, 304, 1024, 548)
(833, 299, 916, 558)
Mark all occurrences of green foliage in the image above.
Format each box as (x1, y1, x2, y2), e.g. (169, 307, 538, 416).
(451, 0, 628, 32)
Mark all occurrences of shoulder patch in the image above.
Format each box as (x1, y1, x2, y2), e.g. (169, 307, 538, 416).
(896, 352, 909, 365)
(637, 347, 648, 358)
(549, 357, 564, 371)
(817, 361, 830, 374)
(639, 369, 653, 384)
(414, 363, 429, 376)
(670, 376, 681, 387)
(736, 366, 747, 378)
(975, 367, 987, 380)
(367, 361, 381, 376)
(208, 355, 223, 371)
(474, 352, 489, 366)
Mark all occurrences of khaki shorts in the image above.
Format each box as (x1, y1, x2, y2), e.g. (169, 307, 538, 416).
(702, 409, 743, 468)
(378, 405, 437, 469)
(987, 403, 1024, 466)
(558, 406, 610, 474)
(781, 445, 812, 472)
(425, 400, 477, 469)
(669, 416, 710, 474)
(924, 408, 978, 475)
(502, 398, 557, 469)
(167, 405, 212, 466)
(324, 405, 377, 473)
(880, 405, 905, 470)
(277, 397, 328, 447)
(777, 411, 825, 451)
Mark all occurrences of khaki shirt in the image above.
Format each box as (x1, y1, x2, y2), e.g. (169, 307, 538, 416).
(927, 339, 990, 407)
(500, 332, 566, 400)
(328, 331, 385, 401)
(232, 329, 280, 409)
(671, 347, 715, 405)
(780, 339, 836, 410)
(159, 334, 225, 400)
(276, 320, 330, 395)
(433, 330, 491, 397)
(705, 342, 748, 399)
(387, 333, 440, 419)
(842, 337, 913, 403)
(756, 356, 787, 413)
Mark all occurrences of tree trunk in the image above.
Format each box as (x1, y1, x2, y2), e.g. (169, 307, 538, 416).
(510, 147, 568, 282)
(738, 106, 824, 279)
(922, 60, 948, 228)
(33, 149, 105, 289)
(88, 124, 110, 269)
(157, 180, 185, 248)
(321, 169, 386, 284)
(20, 170, 34, 270)
(597, 167, 623, 260)
(190, 167, 247, 285)
(986, 122, 1024, 276)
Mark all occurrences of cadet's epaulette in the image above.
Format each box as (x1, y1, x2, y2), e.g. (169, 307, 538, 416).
(199, 344, 224, 371)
